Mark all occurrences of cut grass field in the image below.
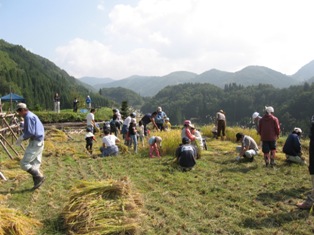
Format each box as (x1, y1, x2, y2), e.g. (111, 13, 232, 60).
(0, 127, 313, 235)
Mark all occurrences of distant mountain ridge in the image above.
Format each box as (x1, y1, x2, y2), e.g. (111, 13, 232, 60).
(88, 60, 314, 97)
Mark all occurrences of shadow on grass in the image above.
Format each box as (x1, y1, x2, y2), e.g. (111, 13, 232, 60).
(241, 209, 310, 229)
(220, 164, 259, 174)
(256, 187, 308, 203)
(0, 187, 35, 194)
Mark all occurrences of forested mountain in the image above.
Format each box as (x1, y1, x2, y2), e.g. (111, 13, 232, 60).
(291, 60, 314, 82)
(99, 87, 145, 109)
(98, 64, 313, 97)
(141, 82, 314, 136)
(79, 76, 114, 86)
(0, 40, 111, 110)
(95, 71, 198, 97)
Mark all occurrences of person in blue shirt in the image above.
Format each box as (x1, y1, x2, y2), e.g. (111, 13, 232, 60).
(155, 107, 167, 131)
(86, 95, 91, 109)
(15, 103, 45, 190)
(283, 127, 305, 165)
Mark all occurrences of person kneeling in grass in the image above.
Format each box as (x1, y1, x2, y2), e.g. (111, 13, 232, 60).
(100, 129, 120, 157)
(235, 133, 259, 162)
(175, 137, 197, 171)
(283, 127, 306, 165)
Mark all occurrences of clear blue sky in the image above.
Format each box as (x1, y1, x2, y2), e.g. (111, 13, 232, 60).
(1, 0, 314, 80)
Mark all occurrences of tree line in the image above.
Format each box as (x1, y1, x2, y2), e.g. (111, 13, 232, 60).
(141, 82, 314, 136)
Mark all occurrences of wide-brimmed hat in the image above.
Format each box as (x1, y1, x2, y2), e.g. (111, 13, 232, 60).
(184, 120, 191, 126)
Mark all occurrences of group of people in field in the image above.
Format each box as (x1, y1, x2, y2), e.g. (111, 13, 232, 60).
(84, 106, 208, 171)
(11, 101, 314, 210)
(235, 105, 314, 210)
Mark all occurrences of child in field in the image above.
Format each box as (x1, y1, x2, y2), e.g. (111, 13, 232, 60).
(138, 120, 145, 147)
(148, 136, 162, 158)
(190, 125, 203, 148)
(85, 127, 97, 154)
(128, 119, 138, 153)
(163, 117, 171, 131)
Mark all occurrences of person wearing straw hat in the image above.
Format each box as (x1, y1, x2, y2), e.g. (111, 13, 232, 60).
(15, 103, 45, 190)
(283, 127, 306, 165)
(216, 109, 226, 140)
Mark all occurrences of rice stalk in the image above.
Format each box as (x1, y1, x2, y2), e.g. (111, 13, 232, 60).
(0, 206, 42, 235)
(63, 178, 143, 235)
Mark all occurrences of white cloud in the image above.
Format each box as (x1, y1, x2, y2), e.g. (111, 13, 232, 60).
(54, 0, 314, 79)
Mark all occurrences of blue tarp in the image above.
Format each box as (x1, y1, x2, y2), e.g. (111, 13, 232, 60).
(0, 93, 25, 102)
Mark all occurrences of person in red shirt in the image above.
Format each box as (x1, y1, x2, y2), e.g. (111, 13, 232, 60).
(258, 106, 280, 167)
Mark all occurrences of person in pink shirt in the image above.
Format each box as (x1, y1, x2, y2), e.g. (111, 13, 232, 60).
(181, 120, 196, 142)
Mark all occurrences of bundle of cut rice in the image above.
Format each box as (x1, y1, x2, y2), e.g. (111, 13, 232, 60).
(0, 206, 42, 235)
(63, 177, 143, 235)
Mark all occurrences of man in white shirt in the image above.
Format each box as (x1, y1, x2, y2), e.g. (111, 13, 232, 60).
(100, 129, 120, 157)
(86, 108, 96, 133)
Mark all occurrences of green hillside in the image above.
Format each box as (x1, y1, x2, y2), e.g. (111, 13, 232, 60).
(0, 39, 111, 110)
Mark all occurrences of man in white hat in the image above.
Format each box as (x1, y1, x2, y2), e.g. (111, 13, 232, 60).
(15, 103, 45, 190)
(258, 106, 280, 167)
(283, 127, 306, 165)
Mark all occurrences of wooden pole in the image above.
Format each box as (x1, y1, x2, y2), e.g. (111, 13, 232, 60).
(0, 134, 20, 158)
(2, 116, 25, 151)
(0, 138, 14, 160)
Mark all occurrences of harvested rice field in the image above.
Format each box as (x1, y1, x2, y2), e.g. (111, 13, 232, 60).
(0, 128, 314, 235)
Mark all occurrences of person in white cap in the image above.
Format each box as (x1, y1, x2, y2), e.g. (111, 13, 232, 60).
(258, 106, 280, 167)
(15, 103, 45, 190)
(252, 112, 262, 132)
(297, 115, 314, 209)
(283, 127, 306, 165)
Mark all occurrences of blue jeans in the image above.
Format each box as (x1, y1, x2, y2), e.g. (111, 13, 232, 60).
(129, 134, 138, 153)
(100, 145, 119, 157)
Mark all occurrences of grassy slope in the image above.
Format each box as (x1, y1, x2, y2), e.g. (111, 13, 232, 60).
(0, 129, 314, 235)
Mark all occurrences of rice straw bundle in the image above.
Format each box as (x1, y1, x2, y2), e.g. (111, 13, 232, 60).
(63, 177, 143, 235)
(0, 206, 42, 235)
